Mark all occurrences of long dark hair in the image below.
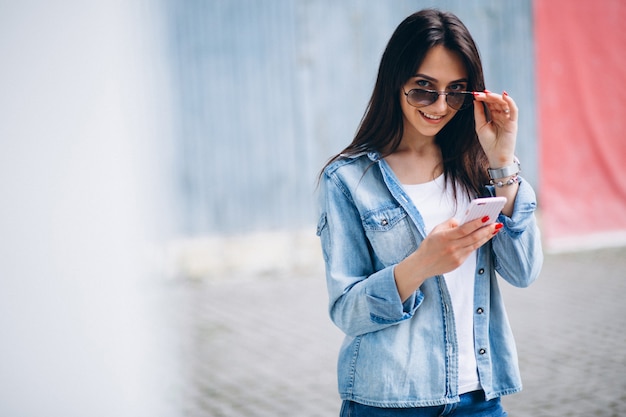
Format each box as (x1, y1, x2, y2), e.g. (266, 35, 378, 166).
(323, 9, 490, 197)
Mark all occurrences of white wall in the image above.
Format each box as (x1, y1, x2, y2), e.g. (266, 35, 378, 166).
(0, 1, 177, 415)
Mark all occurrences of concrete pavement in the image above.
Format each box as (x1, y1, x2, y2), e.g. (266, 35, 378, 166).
(161, 246, 626, 417)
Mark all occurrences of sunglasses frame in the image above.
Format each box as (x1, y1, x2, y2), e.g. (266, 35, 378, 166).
(403, 88, 475, 111)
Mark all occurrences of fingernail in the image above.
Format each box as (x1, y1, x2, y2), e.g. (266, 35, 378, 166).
(472, 91, 480, 97)
(503, 90, 508, 96)
(495, 223, 503, 230)
(481, 216, 490, 223)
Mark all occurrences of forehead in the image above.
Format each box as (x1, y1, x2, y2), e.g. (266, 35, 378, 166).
(415, 45, 467, 83)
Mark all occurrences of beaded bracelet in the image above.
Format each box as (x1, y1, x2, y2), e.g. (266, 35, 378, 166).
(489, 175, 519, 188)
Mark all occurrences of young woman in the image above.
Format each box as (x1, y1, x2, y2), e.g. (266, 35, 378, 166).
(316, 9, 543, 417)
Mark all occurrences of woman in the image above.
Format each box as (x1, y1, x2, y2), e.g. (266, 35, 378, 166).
(316, 9, 543, 417)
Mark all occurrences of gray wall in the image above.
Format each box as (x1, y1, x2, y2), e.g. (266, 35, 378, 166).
(164, 0, 537, 236)
(0, 1, 178, 415)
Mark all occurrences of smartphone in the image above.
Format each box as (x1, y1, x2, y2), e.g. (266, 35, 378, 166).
(458, 196, 507, 225)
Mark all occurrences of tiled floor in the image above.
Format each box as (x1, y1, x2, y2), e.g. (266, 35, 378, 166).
(165, 247, 626, 417)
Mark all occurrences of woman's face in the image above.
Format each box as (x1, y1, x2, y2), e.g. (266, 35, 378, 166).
(400, 45, 469, 141)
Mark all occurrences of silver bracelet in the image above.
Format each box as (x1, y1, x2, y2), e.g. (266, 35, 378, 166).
(488, 157, 521, 180)
(490, 174, 519, 188)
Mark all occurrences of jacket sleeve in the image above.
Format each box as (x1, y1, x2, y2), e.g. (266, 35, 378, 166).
(492, 177, 544, 287)
(316, 171, 422, 337)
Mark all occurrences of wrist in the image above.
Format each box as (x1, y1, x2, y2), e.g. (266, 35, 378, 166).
(487, 155, 516, 170)
(488, 156, 520, 180)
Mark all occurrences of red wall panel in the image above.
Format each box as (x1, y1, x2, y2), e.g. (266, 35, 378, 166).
(535, 0, 626, 249)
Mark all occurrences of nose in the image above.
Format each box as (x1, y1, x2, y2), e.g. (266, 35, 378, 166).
(432, 92, 449, 112)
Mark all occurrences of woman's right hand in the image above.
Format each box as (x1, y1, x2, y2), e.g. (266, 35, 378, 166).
(394, 217, 502, 301)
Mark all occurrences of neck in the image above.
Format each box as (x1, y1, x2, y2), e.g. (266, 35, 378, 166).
(384, 140, 443, 185)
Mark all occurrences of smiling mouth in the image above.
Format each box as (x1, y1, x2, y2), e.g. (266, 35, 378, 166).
(419, 110, 445, 120)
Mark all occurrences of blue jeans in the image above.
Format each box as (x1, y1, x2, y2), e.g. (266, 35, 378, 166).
(339, 391, 507, 417)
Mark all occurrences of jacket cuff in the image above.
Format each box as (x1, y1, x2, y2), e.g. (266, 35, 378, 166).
(364, 266, 424, 324)
(496, 177, 538, 237)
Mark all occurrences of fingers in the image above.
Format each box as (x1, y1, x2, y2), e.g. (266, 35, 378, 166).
(422, 218, 503, 275)
(430, 217, 462, 236)
(461, 215, 503, 233)
(451, 215, 492, 235)
(473, 90, 517, 122)
(473, 99, 489, 129)
(451, 216, 503, 247)
(452, 222, 501, 254)
(502, 91, 518, 122)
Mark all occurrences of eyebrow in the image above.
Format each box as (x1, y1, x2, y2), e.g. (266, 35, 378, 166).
(414, 73, 469, 85)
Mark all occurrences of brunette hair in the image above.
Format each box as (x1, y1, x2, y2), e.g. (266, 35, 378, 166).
(324, 9, 490, 196)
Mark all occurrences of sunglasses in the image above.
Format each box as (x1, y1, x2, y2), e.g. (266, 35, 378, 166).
(403, 88, 474, 111)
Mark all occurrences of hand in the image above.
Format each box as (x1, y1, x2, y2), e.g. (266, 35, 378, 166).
(394, 216, 502, 301)
(419, 216, 502, 275)
(472, 90, 518, 167)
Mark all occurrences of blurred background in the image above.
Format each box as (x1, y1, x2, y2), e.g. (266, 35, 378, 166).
(0, 0, 624, 416)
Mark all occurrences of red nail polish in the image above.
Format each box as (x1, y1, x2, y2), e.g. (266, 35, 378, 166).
(472, 91, 480, 97)
(503, 90, 508, 96)
(481, 216, 490, 223)
(495, 223, 503, 230)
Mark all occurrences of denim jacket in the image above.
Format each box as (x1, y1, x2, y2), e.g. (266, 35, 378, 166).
(316, 152, 543, 408)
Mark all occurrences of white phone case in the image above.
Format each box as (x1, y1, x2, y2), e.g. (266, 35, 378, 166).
(459, 196, 507, 225)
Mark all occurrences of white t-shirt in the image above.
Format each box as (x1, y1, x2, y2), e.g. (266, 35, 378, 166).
(402, 174, 481, 394)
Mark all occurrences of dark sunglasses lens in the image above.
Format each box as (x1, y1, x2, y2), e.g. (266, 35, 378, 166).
(408, 89, 438, 107)
(447, 92, 473, 110)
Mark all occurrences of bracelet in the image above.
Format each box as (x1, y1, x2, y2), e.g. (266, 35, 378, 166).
(488, 157, 521, 180)
(490, 174, 519, 188)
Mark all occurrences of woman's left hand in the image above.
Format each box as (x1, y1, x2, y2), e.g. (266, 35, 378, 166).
(472, 90, 517, 167)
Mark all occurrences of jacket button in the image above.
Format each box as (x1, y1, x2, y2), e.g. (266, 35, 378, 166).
(476, 308, 484, 314)
(381, 219, 388, 226)
(478, 268, 485, 275)
(479, 348, 486, 355)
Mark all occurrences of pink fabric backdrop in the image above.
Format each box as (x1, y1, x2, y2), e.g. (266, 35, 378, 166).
(535, 0, 626, 248)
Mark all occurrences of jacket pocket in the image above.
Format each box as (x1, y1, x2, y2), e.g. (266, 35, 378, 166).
(361, 205, 416, 266)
